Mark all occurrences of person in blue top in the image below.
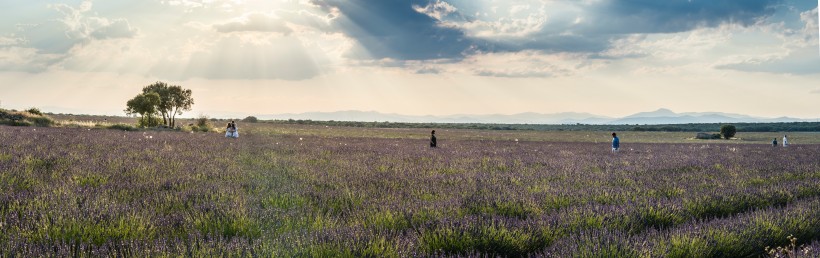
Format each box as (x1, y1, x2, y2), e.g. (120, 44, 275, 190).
(611, 132, 620, 152)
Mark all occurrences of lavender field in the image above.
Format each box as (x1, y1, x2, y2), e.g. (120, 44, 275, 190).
(1, 125, 819, 257)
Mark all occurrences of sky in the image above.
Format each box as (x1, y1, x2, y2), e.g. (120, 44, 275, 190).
(0, 0, 818, 119)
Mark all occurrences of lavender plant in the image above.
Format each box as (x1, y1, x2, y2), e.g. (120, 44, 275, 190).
(1, 125, 818, 256)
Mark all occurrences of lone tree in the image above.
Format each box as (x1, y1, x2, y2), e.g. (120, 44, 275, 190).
(720, 124, 737, 139)
(140, 82, 194, 127)
(125, 92, 162, 127)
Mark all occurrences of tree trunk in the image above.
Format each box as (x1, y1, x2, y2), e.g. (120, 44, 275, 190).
(170, 108, 177, 128)
(162, 112, 168, 127)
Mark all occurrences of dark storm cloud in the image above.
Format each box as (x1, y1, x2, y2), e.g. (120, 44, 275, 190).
(312, 0, 479, 60)
(591, 0, 784, 34)
(312, 0, 786, 60)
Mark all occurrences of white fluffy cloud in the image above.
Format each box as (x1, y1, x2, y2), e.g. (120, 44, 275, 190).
(46, 1, 137, 44)
(412, 0, 457, 21)
(418, 0, 551, 38)
(0, 1, 138, 72)
(800, 7, 818, 44)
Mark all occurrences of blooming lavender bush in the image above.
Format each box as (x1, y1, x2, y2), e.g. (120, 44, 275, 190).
(1, 125, 818, 256)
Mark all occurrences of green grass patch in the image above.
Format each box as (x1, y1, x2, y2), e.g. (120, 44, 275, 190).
(71, 174, 108, 188)
(28, 216, 155, 245)
(664, 235, 712, 258)
(366, 210, 411, 232)
(194, 212, 262, 239)
(420, 224, 554, 256)
(260, 194, 308, 210)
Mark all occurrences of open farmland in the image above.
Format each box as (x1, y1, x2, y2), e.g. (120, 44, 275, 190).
(1, 124, 819, 256)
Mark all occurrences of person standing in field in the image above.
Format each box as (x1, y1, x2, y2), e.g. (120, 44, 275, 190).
(772, 138, 778, 146)
(783, 135, 788, 147)
(611, 132, 620, 152)
(430, 130, 437, 148)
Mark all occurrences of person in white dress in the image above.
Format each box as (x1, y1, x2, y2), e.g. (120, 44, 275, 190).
(782, 135, 788, 147)
(225, 123, 234, 138)
(230, 121, 239, 138)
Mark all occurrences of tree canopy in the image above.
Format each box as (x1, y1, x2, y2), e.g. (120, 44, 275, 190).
(720, 124, 737, 139)
(137, 82, 194, 127)
(125, 92, 162, 127)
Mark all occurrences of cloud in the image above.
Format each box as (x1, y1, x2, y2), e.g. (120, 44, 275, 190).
(0, 36, 23, 46)
(410, 0, 783, 56)
(0, 46, 67, 72)
(47, 1, 137, 41)
(87, 18, 139, 39)
(465, 51, 603, 78)
(412, 0, 458, 21)
(311, 0, 478, 60)
(14, 1, 137, 54)
(800, 7, 818, 43)
(713, 7, 820, 75)
(214, 13, 293, 34)
(159, 0, 242, 12)
(0, 1, 138, 72)
(716, 47, 820, 74)
(593, 0, 782, 34)
(388, 51, 602, 78)
(812, 89, 820, 94)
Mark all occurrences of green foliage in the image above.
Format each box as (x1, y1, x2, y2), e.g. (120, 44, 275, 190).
(242, 116, 259, 123)
(192, 115, 214, 132)
(27, 116, 54, 127)
(665, 236, 712, 258)
(137, 116, 162, 127)
(695, 132, 722, 139)
(721, 124, 737, 139)
(194, 212, 261, 239)
(72, 174, 109, 187)
(126, 92, 162, 127)
(28, 217, 155, 246)
(195, 116, 210, 127)
(638, 206, 686, 230)
(420, 224, 554, 256)
(107, 123, 138, 131)
(25, 107, 43, 115)
(366, 210, 411, 232)
(140, 82, 194, 127)
(0, 108, 54, 127)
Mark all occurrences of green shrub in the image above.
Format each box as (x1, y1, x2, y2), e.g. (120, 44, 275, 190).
(0, 108, 54, 127)
(108, 123, 138, 131)
(28, 116, 54, 127)
(25, 107, 43, 115)
(194, 115, 214, 132)
(720, 125, 736, 139)
(137, 116, 162, 127)
(242, 116, 259, 123)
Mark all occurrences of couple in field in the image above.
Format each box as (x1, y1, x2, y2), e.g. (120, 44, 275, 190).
(225, 121, 239, 138)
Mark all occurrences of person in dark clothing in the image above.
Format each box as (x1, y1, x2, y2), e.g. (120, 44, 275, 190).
(430, 130, 437, 148)
(772, 138, 778, 146)
(611, 132, 620, 152)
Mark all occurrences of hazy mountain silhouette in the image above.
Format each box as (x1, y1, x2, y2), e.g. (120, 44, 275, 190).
(259, 108, 813, 124)
(608, 109, 810, 124)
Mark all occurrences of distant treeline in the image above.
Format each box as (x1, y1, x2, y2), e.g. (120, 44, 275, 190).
(270, 119, 820, 132)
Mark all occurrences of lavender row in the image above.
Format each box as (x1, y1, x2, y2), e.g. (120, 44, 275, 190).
(1, 126, 819, 256)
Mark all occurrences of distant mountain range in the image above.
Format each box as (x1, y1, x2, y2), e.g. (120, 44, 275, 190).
(258, 108, 817, 125)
